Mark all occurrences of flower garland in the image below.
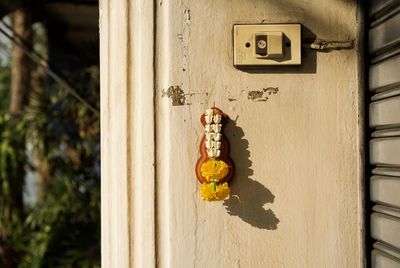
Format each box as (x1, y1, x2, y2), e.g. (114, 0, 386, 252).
(196, 107, 234, 201)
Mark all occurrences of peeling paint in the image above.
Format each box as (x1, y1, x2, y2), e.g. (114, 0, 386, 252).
(264, 87, 279, 95)
(248, 90, 264, 100)
(248, 87, 279, 102)
(183, 8, 191, 25)
(162, 86, 186, 106)
(162, 86, 210, 106)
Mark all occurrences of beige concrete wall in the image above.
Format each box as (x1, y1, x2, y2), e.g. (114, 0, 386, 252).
(155, 0, 363, 267)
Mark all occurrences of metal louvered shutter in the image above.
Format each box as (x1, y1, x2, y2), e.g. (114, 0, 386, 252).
(369, 1, 400, 267)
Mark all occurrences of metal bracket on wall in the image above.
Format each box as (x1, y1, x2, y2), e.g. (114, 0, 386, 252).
(303, 39, 354, 51)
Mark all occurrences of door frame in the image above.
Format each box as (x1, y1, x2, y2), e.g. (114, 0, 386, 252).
(100, 0, 156, 267)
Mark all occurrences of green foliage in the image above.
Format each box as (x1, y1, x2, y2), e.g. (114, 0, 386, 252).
(21, 66, 100, 267)
(0, 18, 100, 267)
(0, 65, 11, 110)
(0, 64, 100, 266)
(0, 113, 26, 267)
(20, 176, 100, 268)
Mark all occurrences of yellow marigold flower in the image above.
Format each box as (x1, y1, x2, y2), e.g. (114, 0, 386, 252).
(200, 159, 229, 182)
(200, 182, 230, 201)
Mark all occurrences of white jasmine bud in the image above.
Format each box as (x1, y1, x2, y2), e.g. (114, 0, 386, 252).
(214, 133, 221, 141)
(205, 132, 214, 141)
(215, 141, 221, 149)
(205, 140, 212, 149)
(205, 124, 212, 132)
(205, 108, 213, 115)
(213, 124, 222, 133)
(213, 114, 222, 123)
(205, 114, 213, 124)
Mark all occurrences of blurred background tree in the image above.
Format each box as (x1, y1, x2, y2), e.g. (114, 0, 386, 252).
(0, 1, 100, 267)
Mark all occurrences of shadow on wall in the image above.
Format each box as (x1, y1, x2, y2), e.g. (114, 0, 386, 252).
(223, 119, 279, 230)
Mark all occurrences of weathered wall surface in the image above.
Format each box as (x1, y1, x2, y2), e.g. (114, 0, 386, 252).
(155, 0, 363, 267)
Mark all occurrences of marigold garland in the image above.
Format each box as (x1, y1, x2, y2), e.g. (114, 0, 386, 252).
(200, 159, 229, 182)
(200, 182, 230, 201)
